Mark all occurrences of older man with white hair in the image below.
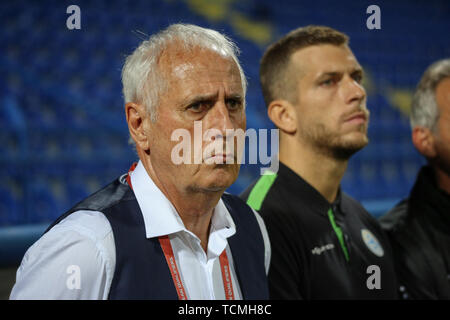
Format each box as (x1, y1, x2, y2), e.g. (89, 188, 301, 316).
(380, 58, 450, 299)
(10, 24, 270, 300)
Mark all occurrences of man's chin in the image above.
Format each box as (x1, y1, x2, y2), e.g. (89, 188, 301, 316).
(331, 136, 369, 160)
(194, 167, 239, 193)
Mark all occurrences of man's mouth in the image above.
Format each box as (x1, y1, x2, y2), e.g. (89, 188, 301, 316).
(204, 153, 236, 164)
(343, 111, 368, 125)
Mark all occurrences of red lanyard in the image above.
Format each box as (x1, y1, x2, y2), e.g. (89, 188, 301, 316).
(159, 235, 235, 300)
(126, 163, 235, 300)
(125, 162, 138, 190)
(218, 246, 235, 300)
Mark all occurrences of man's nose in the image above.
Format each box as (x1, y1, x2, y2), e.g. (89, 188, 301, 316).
(207, 101, 235, 134)
(344, 76, 366, 105)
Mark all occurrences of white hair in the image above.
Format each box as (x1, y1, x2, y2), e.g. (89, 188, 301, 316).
(410, 58, 450, 131)
(122, 23, 247, 125)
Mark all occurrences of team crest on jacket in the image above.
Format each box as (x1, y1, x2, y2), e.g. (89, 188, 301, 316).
(361, 229, 384, 257)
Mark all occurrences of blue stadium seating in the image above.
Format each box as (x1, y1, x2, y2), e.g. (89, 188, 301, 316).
(0, 0, 448, 233)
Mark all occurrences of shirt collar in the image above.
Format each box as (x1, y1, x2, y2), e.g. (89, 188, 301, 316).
(129, 160, 236, 240)
(278, 161, 343, 215)
(211, 197, 236, 238)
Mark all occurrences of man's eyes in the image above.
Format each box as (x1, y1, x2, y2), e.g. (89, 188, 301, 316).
(226, 98, 243, 110)
(352, 73, 363, 83)
(187, 100, 212, 113)
(319, 73, 363, 87)
(320, 78, 337, 86)
(187, 99, 243, 112)
(188, 102, 207, 112)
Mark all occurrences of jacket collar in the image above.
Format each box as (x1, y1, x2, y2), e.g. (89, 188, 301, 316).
(410, 165, 450, 230)
(278, 161, 343, 216)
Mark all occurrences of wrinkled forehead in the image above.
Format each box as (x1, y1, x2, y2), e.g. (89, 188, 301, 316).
(160, 46, 243, 88)
(158, 41, 232, 71)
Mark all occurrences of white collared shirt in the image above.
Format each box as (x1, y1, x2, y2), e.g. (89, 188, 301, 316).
(10, 161, 270, 300)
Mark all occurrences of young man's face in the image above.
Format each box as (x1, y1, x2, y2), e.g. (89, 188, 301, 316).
(290, 44, 369, 159)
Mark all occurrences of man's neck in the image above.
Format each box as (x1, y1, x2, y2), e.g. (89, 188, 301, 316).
(279, 137, 348, 203)
(434, 165, 450, 195)
(140, 157, 220, 252)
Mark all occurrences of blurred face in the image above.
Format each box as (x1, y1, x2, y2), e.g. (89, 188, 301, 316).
(290, 44, 369, 159)
(433, 77, 450, 174)
(147, 47, 246, 193)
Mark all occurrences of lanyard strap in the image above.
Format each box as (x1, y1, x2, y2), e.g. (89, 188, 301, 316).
(327, 208, 350, 262)
(125, 162, 138, 189)
(159, 235, 188, 300)
(219, 247, 235, 300)
(159, 235, 235, 300)
(126, 163, 235, 300)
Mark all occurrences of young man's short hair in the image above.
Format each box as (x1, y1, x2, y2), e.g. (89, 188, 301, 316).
(260, 25, 349, 106)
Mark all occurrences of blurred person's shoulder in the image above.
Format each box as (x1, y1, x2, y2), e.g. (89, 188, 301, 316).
(378, 199, 409, 233)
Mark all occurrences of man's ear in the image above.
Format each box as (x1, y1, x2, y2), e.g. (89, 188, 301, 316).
(267, 100, 297, 134)
(412, 126, 437, 158)
(125, 102, 150, 152)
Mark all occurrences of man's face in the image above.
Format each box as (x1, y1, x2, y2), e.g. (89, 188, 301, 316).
(290, 44, 369, 159)
(433, 77, 450, 175)
(147, 47, 245, 194)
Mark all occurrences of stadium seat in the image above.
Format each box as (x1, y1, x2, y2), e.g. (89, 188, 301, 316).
(0, 0, 448, 227)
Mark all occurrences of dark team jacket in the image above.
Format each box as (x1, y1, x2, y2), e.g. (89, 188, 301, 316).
(45, 173, 269, 300)
(379, 166, 450, 299)
(241, 162, 398, 300)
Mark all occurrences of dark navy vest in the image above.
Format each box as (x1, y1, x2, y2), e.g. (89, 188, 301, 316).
(45, 176, 269, 300)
